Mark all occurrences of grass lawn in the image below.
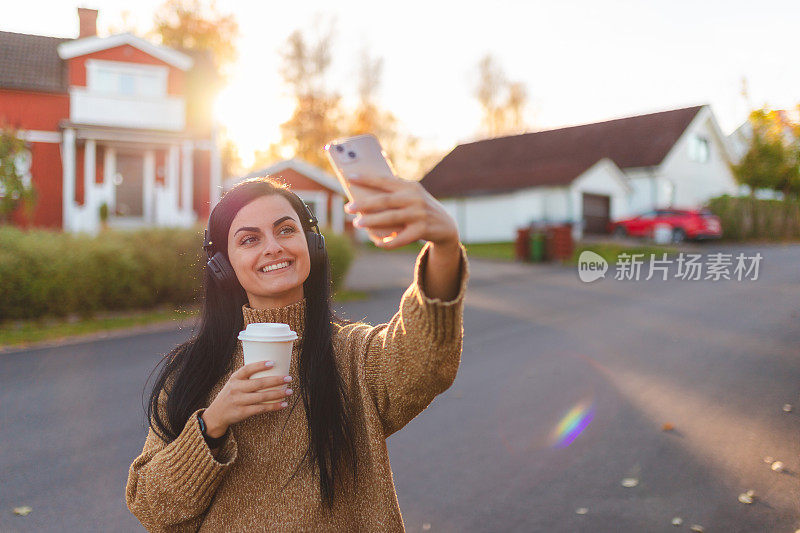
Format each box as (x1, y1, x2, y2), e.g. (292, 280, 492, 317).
(571, 242, 679, 265)
(0, 289, 370, 349)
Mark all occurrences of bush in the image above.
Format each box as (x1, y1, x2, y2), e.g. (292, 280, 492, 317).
(0, 226, 356, 321)
(707, 195, 800, 241)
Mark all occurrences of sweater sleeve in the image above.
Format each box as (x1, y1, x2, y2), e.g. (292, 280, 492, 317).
(338, 241, 469, 439)
(125, 404, 237, 532)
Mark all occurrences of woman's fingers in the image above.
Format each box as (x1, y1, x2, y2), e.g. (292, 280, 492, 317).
(348, 174, 407, 193)
(355, 206, 421, 229)
(234, 360, 274, 380)
(346, 192, 411, 214)
(248, 387, 292, 404)
(376, 222, 426, 250)
(239, 375, 289, 392)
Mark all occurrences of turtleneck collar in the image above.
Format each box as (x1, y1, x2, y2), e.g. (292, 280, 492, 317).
(241, 297, 307, 339)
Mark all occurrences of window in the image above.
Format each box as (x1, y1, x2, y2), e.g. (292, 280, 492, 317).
(688, 135, 710, 163)
(87, 60, 168, 98)
(0, 148, 32, 198)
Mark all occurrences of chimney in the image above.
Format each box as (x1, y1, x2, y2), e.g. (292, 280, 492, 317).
(77, 8, 98, 39)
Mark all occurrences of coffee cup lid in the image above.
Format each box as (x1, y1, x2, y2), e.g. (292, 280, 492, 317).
(238, 322, 298, 342)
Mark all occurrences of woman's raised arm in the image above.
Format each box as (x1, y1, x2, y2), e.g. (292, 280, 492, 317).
(334, 241, 469, 438)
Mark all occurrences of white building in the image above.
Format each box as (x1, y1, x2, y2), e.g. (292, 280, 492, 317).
(422, 105, 740, 243)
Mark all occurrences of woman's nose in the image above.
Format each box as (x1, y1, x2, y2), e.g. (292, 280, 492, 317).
(261, 235, 284, 256)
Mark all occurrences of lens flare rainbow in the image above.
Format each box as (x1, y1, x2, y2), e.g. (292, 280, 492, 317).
(551, 401, 595, 449)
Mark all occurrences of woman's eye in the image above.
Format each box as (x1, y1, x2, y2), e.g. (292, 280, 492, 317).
(241, 235, 257, 245)
(280, 226, 296, 235)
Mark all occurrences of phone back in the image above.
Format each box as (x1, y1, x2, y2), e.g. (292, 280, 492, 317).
(324, 134, 398, 203)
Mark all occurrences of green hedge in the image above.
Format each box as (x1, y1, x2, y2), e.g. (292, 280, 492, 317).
(707, 195, 800, 241)
(0, 226, 355, 321)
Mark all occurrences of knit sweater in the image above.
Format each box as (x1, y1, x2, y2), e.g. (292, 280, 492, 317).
(126, 241, 469, 532)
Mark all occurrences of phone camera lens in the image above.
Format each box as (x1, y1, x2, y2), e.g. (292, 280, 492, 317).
(335, 145, 344, 153)
(348, 151, 356, 158)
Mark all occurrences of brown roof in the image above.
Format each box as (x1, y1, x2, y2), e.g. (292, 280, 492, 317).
(0, 31, 71, 93)
(421, 105, 704, 198)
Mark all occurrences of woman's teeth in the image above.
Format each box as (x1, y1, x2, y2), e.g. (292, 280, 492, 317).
(261, 261, 291, 273)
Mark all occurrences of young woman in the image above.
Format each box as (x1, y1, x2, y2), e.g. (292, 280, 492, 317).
(126, 175, 469, 531)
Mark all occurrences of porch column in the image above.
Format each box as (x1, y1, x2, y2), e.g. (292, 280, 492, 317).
(84, 139, 98, 232)
(168, 145, 180, 219)
(144, 150, 156, 223)
(103, 147, 116, 214)
(181, 140, 194, 218)
(62, 128, 76, 231)
(210, 125, 222, 209)
(331, 194, 344, 234)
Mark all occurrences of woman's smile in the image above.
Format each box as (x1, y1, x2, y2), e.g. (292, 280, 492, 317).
(258, 260, 293, 274)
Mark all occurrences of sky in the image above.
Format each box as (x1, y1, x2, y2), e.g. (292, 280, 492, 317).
(5, 1, 799, 168)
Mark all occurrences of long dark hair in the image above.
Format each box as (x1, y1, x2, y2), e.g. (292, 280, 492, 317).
(146, 177, 358, 509)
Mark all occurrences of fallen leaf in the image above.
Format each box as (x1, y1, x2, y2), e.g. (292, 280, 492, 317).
(783, 404, 792, 413)
(671, 517, 683, 526)
(771, 461, 785, 472)
(746, 489, 756, 498)
(575, 508, 588, 515)
(422, 523, 431, 531)
(662, 423, 675, 432)
(689, 526, 705, 533)
(764, 456, 774, 464)
(13, 506, 32, 516)
(621, 478, 639, 488)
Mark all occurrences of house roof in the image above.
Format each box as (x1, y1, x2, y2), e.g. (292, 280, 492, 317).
(0, 31, 71, 93)
(230, 158, 345, 195)
(421, 105, 705, 198)
(58, 33, 193, 70)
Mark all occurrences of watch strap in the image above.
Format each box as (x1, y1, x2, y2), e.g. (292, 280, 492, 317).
(197, 412, 228, 449)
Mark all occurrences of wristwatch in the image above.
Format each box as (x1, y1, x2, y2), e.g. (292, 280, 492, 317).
(197, 412, 228, 449)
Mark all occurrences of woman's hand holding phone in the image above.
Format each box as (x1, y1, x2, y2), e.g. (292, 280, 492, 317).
(343, 174, 460, 250)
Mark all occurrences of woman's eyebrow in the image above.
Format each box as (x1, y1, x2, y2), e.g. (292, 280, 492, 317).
(233, 226, 261, 236)
(233, 217, 296, 237)
(272, 215, 295, 227)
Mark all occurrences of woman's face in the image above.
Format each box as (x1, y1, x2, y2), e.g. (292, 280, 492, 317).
(226, 194, 311, 309)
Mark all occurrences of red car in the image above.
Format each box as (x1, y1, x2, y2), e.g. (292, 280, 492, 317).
(608, 208, 722, 243)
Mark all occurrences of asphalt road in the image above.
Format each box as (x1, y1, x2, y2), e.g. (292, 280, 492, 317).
(1, 243, 799, 532)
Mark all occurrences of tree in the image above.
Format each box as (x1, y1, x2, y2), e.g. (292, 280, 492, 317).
(473, 54, 529, 137)
(0, 127, 36, 224)
(275, 23, 345, 169)
(732, 107, 800, 199)
(153, 0, 238, 75)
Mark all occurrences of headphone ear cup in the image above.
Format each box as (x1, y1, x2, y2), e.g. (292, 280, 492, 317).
(305, 231, 326, 266)
(208, 251, 236, 283)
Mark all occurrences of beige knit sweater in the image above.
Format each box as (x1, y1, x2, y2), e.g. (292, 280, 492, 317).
(126, 242, 469, 532)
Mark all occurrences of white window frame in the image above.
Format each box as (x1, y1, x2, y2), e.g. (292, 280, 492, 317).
(0, 147, 32, 198)
(688, 134, 710, 163)
(86, 59, 168, 99)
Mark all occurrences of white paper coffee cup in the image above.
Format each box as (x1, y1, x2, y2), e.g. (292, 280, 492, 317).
(238, 323, 297, 404)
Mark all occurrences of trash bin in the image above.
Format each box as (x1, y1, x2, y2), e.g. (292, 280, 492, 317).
(515, 228, 531, 261)
(544, 224, 574, 262)
(529, 232, 544, 262)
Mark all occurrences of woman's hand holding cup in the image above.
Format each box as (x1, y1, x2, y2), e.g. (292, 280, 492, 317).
(201, 361, 293, 438)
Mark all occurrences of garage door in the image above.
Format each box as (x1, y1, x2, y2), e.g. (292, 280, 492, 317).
(582, 193, 611, 234)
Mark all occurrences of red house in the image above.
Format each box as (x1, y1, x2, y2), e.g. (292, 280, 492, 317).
(0, 8, 222, 232)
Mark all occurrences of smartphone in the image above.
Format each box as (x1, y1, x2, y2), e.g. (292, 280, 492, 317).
(324, 134, 402, 241)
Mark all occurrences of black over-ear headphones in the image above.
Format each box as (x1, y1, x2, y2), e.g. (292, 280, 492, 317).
(202, 191, 326, 284)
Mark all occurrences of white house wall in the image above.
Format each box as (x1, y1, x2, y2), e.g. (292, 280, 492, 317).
(441, 187, 576, 243)
(654, 107, 739, 210)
